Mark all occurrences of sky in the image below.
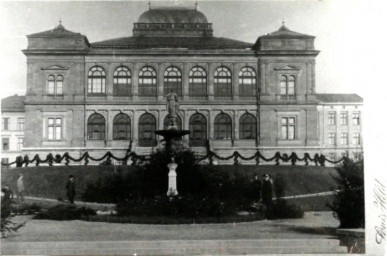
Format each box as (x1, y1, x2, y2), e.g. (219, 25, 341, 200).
(0, 0, 385, 99)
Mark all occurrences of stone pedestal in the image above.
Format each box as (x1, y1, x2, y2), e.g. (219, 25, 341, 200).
(167, 161, 178, 196)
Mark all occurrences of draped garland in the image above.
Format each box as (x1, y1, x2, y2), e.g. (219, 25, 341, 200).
(1, 140, 345, 167)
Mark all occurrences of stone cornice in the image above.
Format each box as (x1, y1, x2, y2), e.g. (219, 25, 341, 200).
(256, 50, 320, 56)
(22, 49, 89, 56)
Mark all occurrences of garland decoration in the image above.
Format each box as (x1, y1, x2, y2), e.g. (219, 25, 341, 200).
(1, 140, 348, 167)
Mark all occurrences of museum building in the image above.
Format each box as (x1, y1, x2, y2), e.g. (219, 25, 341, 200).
(17, 5, 363, 163)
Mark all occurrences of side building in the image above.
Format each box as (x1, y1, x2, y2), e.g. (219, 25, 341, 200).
(1, 95, 25, 165)
(17, 6, 362, 164)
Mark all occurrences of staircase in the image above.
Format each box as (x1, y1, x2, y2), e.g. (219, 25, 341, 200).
(2, 239, 348, 255)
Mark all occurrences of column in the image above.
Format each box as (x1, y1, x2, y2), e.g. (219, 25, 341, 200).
(107, 110, 114, 142)
(133, 110, 140, 146)
(106, 63, 114, 98)
(208, 63, 215, 100)
(157, 63, 163, 101)
(132, 63, 140, 100)
(232, 63, 239, 101)
(233, 110, 239, 147)
(182, 63, 189, 100)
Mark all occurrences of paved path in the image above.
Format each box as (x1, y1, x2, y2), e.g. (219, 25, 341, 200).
(2, 212, 339, 242)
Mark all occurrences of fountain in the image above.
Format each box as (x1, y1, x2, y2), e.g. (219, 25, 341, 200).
(155, 92, 190, 196)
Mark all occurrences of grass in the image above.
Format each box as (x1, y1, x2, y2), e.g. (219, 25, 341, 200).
(283, 195, 335, 211)
(3, 212, 340, 242)
(212, 165, 338, 196)
(1, 164, 338, 202)
(1, 165, 138, 202)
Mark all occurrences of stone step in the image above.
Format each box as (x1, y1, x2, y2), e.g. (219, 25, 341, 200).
(1, 246, 349, 255)
(1, 239, 341, 249)
(1, 239, 348, 255)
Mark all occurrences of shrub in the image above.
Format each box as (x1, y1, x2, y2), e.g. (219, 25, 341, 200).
(116, 194, 235, 218)
(34, 204, 96, 220)
(13, 203, 41, 215)
(271, 200, 304, 219)
(328, 158, 364, 228)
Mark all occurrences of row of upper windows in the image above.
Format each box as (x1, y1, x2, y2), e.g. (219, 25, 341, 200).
(327, 112, 360, 125)
(1, 117, 25, 131)
(47, 65, 266, 97)
(327, 133, 361, 145)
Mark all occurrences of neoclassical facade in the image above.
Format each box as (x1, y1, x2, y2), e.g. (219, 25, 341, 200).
(20, 6, 363, 162)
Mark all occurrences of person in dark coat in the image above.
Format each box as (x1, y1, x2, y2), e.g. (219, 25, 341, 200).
(251, 174, 261, 203)
(261, 173, 273, 218)
(65, 175, 75, 204)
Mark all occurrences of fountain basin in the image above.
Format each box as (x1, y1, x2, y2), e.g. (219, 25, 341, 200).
(155, 129, 190, 141)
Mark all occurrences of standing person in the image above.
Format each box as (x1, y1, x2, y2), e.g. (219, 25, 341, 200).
(251, 174, 261, 203)
(261, 173, 273, 219)
(65, 175, 75, 204)
(16, 174, 25, 203)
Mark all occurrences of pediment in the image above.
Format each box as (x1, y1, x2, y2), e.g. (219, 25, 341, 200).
(41, 65, 69, 70)
(274, 65, 300, 71)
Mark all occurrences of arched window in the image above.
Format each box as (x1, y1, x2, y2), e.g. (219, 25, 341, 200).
(87, 113, 105, 140)
(163, 114, 182, 130)
(113, 66, 131, 96)
(113, 113, 131, 140)
(239, 113, 257, 140)
(164, 66, 182, 96)
(138, 113, 157, 146)
(214, 113, 232, 140)
(280, 75, 295, 95)
(88, 66, 106, 95)
(214, 66, 232, 97)
(239, 67, 256, 96)
(47, 75, 63, 96)
(189, 66, 207, 96)
(139, 66, 157, 96)
(189, 113, 207, 146)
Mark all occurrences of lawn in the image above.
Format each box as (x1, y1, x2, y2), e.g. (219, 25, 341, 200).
(1, 164, 338, 203)
(2, 211, 339, 242)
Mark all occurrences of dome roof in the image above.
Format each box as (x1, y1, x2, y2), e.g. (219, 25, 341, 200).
(138, 7, 209, 23)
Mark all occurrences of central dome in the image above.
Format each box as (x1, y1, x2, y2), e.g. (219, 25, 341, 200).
(138, 7, 209, 23)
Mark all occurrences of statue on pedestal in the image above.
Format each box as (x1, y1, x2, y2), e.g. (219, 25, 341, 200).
(166, 92, 179, 130)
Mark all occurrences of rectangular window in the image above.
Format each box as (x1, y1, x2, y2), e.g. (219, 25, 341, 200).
(2, 118, 9, 131)
(2, 138, 9, 151)
(340, 133, 348, 145)
(328, 133, 336, 145)
(328, 112, 336, 125)
(1, 158, 9, 164)
(47, 118, 62, 141)
(353, 113, 360, 125)
(281, 117, 295, 140)
(340, 112, 348, 125)
(353, 133, 361, 145)
(17, 137, 24, 150)
(17, 118, 25, 131)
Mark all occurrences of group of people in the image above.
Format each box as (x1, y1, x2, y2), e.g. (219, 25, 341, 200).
(251, 173, 274, 218)
(1, 174, 25, 204)
(1, 174, 76, 205)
